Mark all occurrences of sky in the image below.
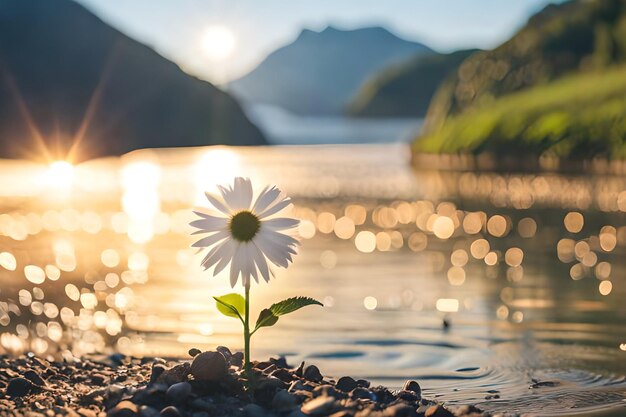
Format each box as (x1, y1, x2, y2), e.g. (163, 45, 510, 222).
(75, 0, 563, 85)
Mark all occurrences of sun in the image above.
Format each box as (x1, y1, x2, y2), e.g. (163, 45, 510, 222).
(201, 25, 236, 61)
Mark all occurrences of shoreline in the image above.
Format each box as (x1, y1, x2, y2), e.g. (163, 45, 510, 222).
(0, 348, 489, 417)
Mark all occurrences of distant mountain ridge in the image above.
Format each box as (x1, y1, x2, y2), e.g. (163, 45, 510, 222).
(0, 0, 265, 161)
(348, 49, 479, 118)
(423, 0, 626, 133)
(415, 0, 626, 159)
(228, 26, 432, 115)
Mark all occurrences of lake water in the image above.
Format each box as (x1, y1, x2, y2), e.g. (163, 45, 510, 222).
(0, 144, 625, 416)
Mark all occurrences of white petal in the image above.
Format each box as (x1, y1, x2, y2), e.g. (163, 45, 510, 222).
(255, 233, 291, 268)
(261, 229, 299, 250)
(252, 186, 281, 214)
(258, 197, 292, 219)
(190, 215, 228, 233)
(193, 210, 227, 220)
(219, 178, 254, 211)
(236, 178, 253, 210)
(261, 218, 299, 231)
(251, 241, 270, 282)
(192, 230, 229, 248)
(205, 192, 232, 216)
(230, 243, 244, 287)
(201, 239, 234, 271)
(214, 240, 236, 275)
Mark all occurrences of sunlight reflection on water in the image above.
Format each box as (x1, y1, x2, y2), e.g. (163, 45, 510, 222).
(0, 144, 625, 415)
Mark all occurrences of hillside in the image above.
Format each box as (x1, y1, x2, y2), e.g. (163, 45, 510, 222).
(348, 49, 478, 118)
(0, 0, 265, 161)
(228, 26, 432, 115)
(423, 0, 626, 133)
(414, 65, 626, 158)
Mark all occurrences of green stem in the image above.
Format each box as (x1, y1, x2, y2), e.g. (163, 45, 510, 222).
(243, 283, 252, 379)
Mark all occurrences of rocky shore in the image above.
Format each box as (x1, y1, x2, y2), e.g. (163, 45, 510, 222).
(0, 348, 493, 417)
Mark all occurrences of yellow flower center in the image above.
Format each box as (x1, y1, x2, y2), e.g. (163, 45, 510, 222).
(229, 211, 261, 242)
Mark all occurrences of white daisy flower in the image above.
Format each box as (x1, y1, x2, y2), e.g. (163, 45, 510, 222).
(191, 177, 299, 288)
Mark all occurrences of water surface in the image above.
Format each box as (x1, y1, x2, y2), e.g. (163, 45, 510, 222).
(0, 144, 625, 416)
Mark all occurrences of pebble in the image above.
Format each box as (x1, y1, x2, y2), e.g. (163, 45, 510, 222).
(336, 376, 357, 392)
(190, 351, 228, 382)
(166, 381, 192, 404)
(188, 348, 202, 357)
(383, 404, 417, 417)
(272, 389, 297, 411)
(139, 406, 160, 417)
(301, 396, 336, 415)
(402, 380, 421, 398)
(149, 364, 167, 385)
(159, 406, 182, 417)
(254, 376, 287, 406)
(425, 405, 454, 417)
(23, 369, 46, 386)
(270, 368, 293, 383)
(158, 363, 191, 386)
(6, 377, 33, 397)
(303, 365, 323, 383)
(350, 387, 374, 400)
(216, 346, 232, 360)
(108, 400, 139, 417)
(230, 352, 244, 368)
(243, 404, 271, 417)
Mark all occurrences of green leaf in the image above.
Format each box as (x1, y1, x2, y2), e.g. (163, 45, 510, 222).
(252, 296, 323, 333)
(254, 308, 279, 331)
(270, 296, 323, 316)
(213, 293, 245, 320)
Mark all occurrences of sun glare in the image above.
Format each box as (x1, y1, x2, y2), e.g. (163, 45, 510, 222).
(47, 160, 75, 188)
(201, 25, 236, 61)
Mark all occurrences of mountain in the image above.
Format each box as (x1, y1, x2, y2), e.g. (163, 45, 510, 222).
(347, 49, 478, 118)
(422, 0, 626, 133)
(228, 26, 432, 115)
(415, 0, 626, 159)
(0, 0, 265, 161)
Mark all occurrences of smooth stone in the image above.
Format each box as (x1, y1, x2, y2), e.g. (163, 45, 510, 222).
(288, 380, 306, 393)
(188, 348, 202, 358)
(294, 362, 305, 378)
(424, 405, 454, 417)
(301, 396, 335, 415)
(336, 376, 357, 392)
(23, 370, 46, 386)
(402, 380, 422, 398)
(166, 382, 192, 404)
(303, 365, 323, 383)
(328, 412, 354, 417)
(190, 351, 227, 382)
(452, 405, 482, 415)
(6, 377, 33, 397)
(396, 390, 419, 402)
(286, 411, 307, 417)
(243, 404, 272, 417)
(216, 346, 232, 360)
(254, 376, 287, 407)
(356, 379, 370, 389)
(272, 389, 297, 411)
(402, 381, 421, 398)
(108, 401, 139, 417)
(383, 404, 417, 417)
(138, 406, 160, 417)
(149, 364, 167, 385)
(77, 408, 98, 417)
(230, 352, 244, 368)
(313, 385, 345, 400)
(160, 406, 182, 417)
(270, 368, 294, 383)
(350, 387, 373, 400)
